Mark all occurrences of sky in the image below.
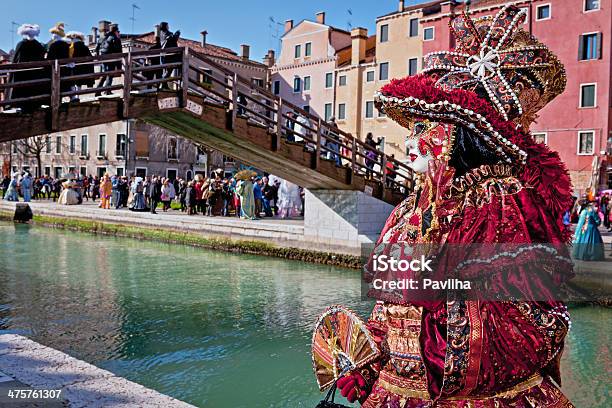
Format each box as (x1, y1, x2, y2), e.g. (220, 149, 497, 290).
(1, 0, 430, 61)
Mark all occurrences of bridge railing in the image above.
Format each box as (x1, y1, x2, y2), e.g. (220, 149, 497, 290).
(185, 51, 414, 194)
(0, 46, 413, 196)
(0, 47, 186, 127)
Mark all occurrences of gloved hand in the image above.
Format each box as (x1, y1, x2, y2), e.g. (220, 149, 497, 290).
(337, 371, 368, 403)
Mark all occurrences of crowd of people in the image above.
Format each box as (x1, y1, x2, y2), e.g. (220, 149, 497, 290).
(1, 170, 304, 220)
(8, 20, 181, 112)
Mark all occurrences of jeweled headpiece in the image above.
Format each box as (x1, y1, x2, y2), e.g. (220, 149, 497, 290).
(423, 5, 566, 127)
(375, 5, 567, 165)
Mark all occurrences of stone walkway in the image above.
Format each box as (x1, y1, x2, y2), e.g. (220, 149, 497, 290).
(0, 199, 317, 248)
(0, 334, 194, 408)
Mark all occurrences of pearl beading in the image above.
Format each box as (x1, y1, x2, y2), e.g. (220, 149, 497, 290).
(550, 304, 572, 332)
(375, 92, 528, 165)
(452, 244, 573, 275)
(422, 5, 530, 122)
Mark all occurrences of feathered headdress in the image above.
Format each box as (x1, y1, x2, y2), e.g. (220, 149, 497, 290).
(66, 31, 85, 41)
(17, 24, 40, 39)
(49, 22, 66, 37)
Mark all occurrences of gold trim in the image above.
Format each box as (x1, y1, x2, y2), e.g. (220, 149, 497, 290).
(378, 374, 544, 402)
(445, 374, 543, 401)
(378, 377, 431, 400)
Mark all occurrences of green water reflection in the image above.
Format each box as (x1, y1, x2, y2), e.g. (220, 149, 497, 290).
(0, 224, 609, 407)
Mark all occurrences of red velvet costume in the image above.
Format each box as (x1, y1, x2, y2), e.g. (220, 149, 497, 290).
(327, 6, 575, 407)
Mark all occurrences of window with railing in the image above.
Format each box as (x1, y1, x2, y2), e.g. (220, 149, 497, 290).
(97, 134, 107, 158)
(167, 137, 178, 160)
(116, 133, 127, 157)
(80, 135, 88, 157)
(69, 135, 76, 154)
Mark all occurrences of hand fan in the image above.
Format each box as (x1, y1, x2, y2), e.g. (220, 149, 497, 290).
(311, 305, 379, 391)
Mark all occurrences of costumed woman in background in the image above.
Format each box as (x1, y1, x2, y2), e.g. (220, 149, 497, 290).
(99, 173, 112, 209)
(573, 201, 604, 261)
(277, 179, 301, 219)
(3, 173, 19, 201)
(313, 6, 575, 407)
(9, 24, 46, 113)
(57, 178, 80, 205)
(129, 177, 148, 212)
(235, 170, 256, 219)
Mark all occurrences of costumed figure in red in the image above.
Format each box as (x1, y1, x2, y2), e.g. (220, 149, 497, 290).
(312, 5, 575, 407)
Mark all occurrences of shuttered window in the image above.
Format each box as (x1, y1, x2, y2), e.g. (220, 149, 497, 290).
(134, 131, 149, 157)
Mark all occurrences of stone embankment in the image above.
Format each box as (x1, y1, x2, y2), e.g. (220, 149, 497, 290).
(0, 334, 195, 407)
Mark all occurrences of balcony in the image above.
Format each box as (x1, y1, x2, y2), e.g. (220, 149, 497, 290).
(115, 149, 127, 159)
(96, 150, 107, 160)
(78, 153, 90, 160)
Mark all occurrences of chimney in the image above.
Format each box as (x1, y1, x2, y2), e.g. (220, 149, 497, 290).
(91, 27, 98, 45)
(284, 19, 293, 33)
(350, 27, 368, 66)
(98, 20, 110, 34)
(155, 25, 161, 40)
(398, 0, 405, 12)
(240, 44, 250, 60)
(263, 49, 275, 67)
(200, 30, 208, 46)
(316, 12, 326, 25)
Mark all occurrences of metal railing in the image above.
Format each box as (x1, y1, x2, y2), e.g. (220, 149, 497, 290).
(0, 46, 414, 195)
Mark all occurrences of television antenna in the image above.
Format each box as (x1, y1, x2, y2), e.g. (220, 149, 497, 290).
(268, 16, 283, 54)
(130, 3, 140, 35)
(347, 9, 353, 31)
(10, 21, 20, 49)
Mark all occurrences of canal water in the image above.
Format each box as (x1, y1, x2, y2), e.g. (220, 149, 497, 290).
(0, 223, 609, 407)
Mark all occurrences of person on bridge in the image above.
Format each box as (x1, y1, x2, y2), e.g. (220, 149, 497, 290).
(95, 24, 122, 96)
(45, 23, 71, 95)
(66, 31, 94, 102)
(9, 24, 46, 113)
(324, 118, 341, 167)
(158, 22, 181, 88)
(364, 132, 379, 179)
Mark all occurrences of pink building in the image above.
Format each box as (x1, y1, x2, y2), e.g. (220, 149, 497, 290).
(421, 0, 612, 193)
(271, 12, 351, 120)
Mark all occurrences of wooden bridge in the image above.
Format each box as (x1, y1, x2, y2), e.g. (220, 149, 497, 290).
(0, 47, 413, 205)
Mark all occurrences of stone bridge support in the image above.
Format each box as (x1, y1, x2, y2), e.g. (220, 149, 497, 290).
(304, 189, 395, 257)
